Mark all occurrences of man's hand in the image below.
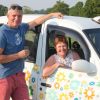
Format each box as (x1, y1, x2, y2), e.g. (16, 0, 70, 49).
(17, 49, 30, 59)
(51, 12, 63, 19)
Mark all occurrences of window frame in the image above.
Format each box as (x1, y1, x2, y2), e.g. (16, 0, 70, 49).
(25, 25, 41, 63)
(45, 25, 90, 61)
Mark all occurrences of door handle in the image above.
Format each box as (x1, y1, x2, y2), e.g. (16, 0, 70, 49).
(41, 82, 51, 88)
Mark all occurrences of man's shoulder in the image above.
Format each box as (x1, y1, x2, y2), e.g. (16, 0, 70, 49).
(19, 23, 29, 30)
(0, 24, 6, 30)
(0, 24, 8, 35)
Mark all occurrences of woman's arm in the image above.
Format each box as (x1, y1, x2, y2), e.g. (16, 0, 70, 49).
(42, 55, 59, 77)
(42, 63, 59, 78)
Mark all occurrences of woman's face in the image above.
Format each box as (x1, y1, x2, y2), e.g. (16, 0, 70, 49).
(55, 42, 68, 58)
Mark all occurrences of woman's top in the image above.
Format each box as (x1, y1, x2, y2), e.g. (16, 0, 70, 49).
(44, 50, 74, 68)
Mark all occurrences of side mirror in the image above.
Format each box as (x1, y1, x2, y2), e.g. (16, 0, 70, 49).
(71, 60, 97, 76)
(92, 16, 100, 24)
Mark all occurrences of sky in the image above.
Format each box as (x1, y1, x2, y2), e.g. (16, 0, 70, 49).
(0, 0, 86, 10)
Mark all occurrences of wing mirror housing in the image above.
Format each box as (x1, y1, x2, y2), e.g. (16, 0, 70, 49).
(92, 16, 100, 24)
(71, 60, 97, 76)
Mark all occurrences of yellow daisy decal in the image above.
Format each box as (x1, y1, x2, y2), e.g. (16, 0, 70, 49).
(84, 87, 95, 100)
(25, 70, 31, 81)
(64, 84, 70, 90)
(82, 80, 87, 85)
(59, 93, 69, 100)
(69, 92, 74, 98)
(39, 92, 44, 100)
(32, 83, 36, 90)
(33, 64, 39, 71)
(56, 72, 66, 82)
(54, 82, 60, 89)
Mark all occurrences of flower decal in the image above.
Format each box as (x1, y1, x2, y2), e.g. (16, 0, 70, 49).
(31, 77, 35, 83)
(84, 87, 95, 100)
(46, 89, 58, 100)
(39, 92, 44, 100)
(69, 92, 74, 98)
(59, 93, 69, 100)
(33, 64, 39, 72)
(64, 84, 70, 90)
(29, 86, 33, 96)
(25, 70, 31, 81)
(89, 81, 95, 86)
(96, 82, 100, 87)
(56, 72, 66, 82)
(69, 73, 74, 79)
(54, 82, 60, 89)
(70, 80, 80, 90)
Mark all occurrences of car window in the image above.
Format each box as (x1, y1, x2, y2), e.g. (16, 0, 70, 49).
(46, 25, 89, 61)
(25, 25, 41, 63)
(0, 24, 3, 27)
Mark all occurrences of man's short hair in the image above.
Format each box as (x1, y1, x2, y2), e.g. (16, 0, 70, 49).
(8, 4, 22, 11)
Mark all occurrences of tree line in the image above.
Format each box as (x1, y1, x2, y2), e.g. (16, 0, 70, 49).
(0, 0, 100, 17)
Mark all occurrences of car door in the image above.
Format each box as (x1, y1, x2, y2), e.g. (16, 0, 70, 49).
(23, 25, 42, 100)
(37, 25, 100, 100)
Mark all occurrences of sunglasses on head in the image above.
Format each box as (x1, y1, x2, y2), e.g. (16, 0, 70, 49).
(9, 4, 22, 10)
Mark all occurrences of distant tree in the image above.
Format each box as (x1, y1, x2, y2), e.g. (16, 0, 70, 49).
(84, 0, 100, 17)
(46, 8, 53, 13)
(23, 6, 34, 14)
(0, 5, 7, 16)
(46, 0, 69, 15)
(69, 2, 84, 16)
(93, 0, 100, 16)
(33, 9, 46, 14)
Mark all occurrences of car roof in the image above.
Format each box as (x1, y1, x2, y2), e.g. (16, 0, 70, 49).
(64, 16, 100, 29)
(0, 14, 100, 30)
(0, 14, 44, 24)
(45, 15, 100, 30)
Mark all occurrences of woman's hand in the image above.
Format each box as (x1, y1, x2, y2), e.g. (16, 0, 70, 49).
(57, 62, 66, 68)
(60, 63, 66, 67)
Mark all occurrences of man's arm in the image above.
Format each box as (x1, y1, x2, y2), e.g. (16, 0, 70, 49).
(28, 12, 63, 29)
(0, 48, 29, 64)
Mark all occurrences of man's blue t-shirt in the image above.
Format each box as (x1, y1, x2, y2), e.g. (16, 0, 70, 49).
(0, 23, 29, 78)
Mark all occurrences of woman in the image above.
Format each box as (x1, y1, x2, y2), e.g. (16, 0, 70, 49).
(42, 35, 80, 77)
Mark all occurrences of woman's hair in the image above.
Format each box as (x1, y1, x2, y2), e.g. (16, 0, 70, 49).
(54, 35, 68, 46)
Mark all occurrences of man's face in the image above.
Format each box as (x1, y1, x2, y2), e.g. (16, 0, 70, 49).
(7, 9, 22, 28)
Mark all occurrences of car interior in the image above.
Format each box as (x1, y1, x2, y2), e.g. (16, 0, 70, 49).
(46, 30, 85, 61)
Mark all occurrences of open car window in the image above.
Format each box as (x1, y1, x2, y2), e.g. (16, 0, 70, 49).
(25, 25, 41, 63)
(45, 25, 90, 61)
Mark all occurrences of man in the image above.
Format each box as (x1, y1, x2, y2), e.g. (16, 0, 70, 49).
(0, 4, 63, 100)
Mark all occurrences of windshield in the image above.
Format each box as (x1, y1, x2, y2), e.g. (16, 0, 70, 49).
(84, 28, 100, 56)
